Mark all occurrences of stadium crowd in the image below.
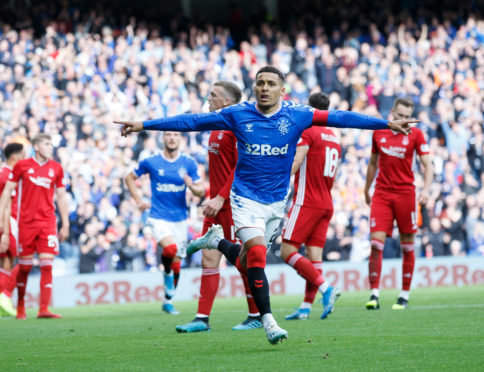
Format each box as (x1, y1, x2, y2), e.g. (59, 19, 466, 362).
(0, 1, 483, 275)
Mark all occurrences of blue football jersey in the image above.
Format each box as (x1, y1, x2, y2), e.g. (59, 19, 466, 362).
(143, 101, 388, 204)
(134, 152, 200, 221)
(222, 101, 314, 203)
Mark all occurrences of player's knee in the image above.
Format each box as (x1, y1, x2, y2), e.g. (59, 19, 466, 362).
(246, 244, 266, 269)
(401, 242, 415, 252)
(202, 250, 222, 268)
(280, 241, 298, 261)
(162, 243, 178, 259)
(370, 239, 385, 251)
(171, 261, 181, 274)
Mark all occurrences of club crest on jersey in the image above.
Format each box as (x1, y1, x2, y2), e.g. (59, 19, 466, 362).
(380, 137, 387, 143)
(48, 168, 54, 177)
(278, 119, 289, 135)
(218, 132, 224, 140)
(158, 169, 165, 176)
(245, 123, 254, 132)
(177, 168, 187, 178)
(402, 136, 409, 145)
(28, 168, 35, 174)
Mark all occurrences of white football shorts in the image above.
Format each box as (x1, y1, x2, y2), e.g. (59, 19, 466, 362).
(146, 217, 187, 258)
(230, 191, 286, 250)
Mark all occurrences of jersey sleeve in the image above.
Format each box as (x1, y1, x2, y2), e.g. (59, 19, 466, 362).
(298, 128, 313, 147)
(11, 162, 23, 183)
(143, 106, 236, 132)
(415, 130, 430, 155)
(187, 157, 200, 183)
(371, 134, 379, 154)
(56, 165, 66, 188)
(290, 103, 317, 130)
(133, 159, 149, 177)
(313, 110, 389, 130)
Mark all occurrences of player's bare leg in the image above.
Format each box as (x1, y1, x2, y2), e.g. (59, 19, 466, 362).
(393, 233, 416, 310)
(366, 232, 386, 310)
(281, 243, 340, 319)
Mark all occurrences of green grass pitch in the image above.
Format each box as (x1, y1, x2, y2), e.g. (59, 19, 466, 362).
(2, 285, 483, 371)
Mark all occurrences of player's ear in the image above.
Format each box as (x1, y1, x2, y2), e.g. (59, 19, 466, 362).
(280, 84, 286, 96)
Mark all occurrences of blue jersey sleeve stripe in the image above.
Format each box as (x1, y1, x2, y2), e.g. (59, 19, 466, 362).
(327, 110, 388, 130)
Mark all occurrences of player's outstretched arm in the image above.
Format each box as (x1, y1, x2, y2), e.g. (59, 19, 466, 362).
(114, 112, 231, 136)
(312, 110, 418, 134)
(112, 121, 144, 137)
(387, 118, 418, 135)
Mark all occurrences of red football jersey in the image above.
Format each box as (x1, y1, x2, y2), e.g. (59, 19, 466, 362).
(372, 127, 429, 192)
(11, 157, 65, 225)
(293, 126, 341, 208)
(0, 165, 18, 219)
(207, 130, 237, 209)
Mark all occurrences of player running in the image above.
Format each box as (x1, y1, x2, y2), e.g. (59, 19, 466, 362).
(125, 131, 204, 315)
(364, 97, 433, 310)
(280, 92, 342, 320)
(0, 134, 69, 319)
(0, 143, 24, 317)
(114, 65, 417, 344)
(176, 81, 262, 333)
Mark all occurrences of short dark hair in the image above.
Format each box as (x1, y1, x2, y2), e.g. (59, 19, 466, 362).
(308, 92, 330, 110)
(214, 81, 242, 104)
(255, 66, 285, 83)
(31, 133, 52, 146)
(3, 143, 23, 160)
(393, 97, 414, 110)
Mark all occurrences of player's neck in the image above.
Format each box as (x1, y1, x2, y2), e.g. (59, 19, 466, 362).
(163, 149, 179, 160)
(34, 154, 49, 164)
(256, 101, 282, 116)
(5, 159, 16, 168)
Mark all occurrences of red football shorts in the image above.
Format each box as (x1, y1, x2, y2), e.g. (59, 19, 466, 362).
(202, 207, 236, 243)
(18, 223, 59, 256)
(370, 190, 418, 236)
(282, 205, 333, 247)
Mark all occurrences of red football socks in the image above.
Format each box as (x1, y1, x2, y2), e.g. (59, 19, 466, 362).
(285, 252, 324, 288)
(303, 261, 323, 304)
(368, 240, 384, 290)
(39, 258, 54, 312)
(196, 268, 220, 317)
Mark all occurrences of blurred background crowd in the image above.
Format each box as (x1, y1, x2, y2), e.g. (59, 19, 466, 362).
(0, 0, 483, 275)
